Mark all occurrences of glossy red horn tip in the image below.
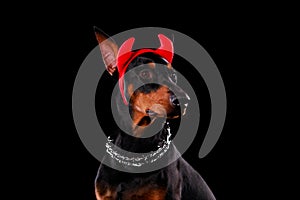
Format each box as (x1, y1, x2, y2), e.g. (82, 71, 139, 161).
(117, 37, 135, 75)
(157, 34, 174, 63)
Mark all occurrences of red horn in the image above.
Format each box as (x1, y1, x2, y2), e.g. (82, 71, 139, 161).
(116, 37, 135, 105)
(117, 37, 135, 74)
(156, 34, 174, 63)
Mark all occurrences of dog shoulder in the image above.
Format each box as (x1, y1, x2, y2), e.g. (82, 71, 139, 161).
(178, 158, 216, 200)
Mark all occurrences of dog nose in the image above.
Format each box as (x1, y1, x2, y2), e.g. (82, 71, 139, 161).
(170, 94, 190, 107)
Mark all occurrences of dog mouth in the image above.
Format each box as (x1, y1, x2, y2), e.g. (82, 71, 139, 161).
(134, 105, 186, 135)
(136, 104, 186, 127)
(145, 102, 188, 119)
(129, 86, 189, 132)
(131, 100, 188, 137)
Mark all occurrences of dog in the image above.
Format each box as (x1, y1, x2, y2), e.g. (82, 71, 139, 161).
(94, 27, 216, 200)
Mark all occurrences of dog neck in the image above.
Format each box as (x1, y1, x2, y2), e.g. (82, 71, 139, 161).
(115, 121, 170, 152)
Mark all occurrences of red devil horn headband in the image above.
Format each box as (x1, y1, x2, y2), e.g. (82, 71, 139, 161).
(117, 34, 174, 105)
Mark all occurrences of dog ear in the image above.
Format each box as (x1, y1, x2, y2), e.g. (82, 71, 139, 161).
(94, 26, 118, 75)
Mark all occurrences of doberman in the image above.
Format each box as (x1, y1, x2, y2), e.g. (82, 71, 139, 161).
(94, 27, 216, 200)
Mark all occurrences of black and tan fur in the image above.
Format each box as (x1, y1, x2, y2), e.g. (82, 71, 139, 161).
(94, 27, 215, 200)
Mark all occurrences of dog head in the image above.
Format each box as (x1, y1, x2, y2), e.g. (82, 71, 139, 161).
(95, 27, 190, 136)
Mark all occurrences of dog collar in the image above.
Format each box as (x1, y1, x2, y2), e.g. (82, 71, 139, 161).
(117, 34, 174, 105)
(105, 122, 172, 167)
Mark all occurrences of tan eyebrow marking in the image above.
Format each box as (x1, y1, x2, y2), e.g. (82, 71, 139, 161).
(167, 63, 172, 69)
(128, 84, 134, 97)
(148, 62, 156, 68)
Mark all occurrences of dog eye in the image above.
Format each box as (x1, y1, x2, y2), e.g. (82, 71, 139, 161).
(170, 73, 177, 83)
(139, 69, 152, 80)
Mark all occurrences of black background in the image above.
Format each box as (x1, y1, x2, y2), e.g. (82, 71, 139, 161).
(12, 9, 277, 200)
